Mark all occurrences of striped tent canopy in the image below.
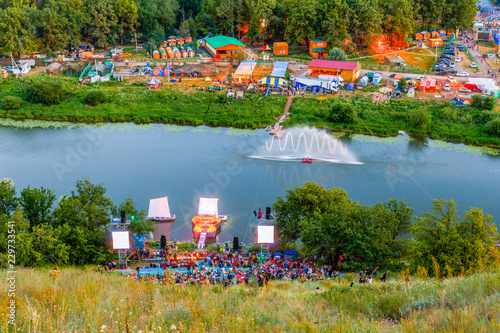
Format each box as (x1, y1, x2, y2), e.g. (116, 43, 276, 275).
(258, 77, 288, 85)
(417, 43, 427, 49)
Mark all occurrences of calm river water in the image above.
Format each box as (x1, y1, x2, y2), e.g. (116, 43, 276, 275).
(0, 123, 499, 243)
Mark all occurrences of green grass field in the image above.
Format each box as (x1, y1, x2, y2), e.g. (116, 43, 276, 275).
(2, 268, 500, 332)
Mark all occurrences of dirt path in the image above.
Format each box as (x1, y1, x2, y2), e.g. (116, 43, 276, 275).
(275, 95, 294, 127)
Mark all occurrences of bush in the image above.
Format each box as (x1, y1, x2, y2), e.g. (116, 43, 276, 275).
(83, 90, 107, 106)
(410, 108, 431, 130)
(328, 101, 357, 124)
(471, 95, 496, 110)
(25, 81, 63, 105)
(485, 118, 500, 137)
(2, 96, 23, 110)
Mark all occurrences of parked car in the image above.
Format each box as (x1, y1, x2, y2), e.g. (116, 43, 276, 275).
(450, 62, 455, 68)
(456, 72, 469, 77)
(448, 69, 457, 74)
(459, 87, 471, 93)
(470, 62, 477, 68)
(5, 66, 12, 72)
(455, 57, 462, 62)
(448, 76, 456, 83)
(444, 84, 450, 91)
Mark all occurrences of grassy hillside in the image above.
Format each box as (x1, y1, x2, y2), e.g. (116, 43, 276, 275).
(1, 268, 500, 332)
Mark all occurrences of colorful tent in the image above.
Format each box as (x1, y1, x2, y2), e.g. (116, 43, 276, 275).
(148, 77, 161, 89)
(258, 77, 288, 86)
(261, 44, 272, 52)
(420, 77, 436, 92)
(416, 43, 427, 49)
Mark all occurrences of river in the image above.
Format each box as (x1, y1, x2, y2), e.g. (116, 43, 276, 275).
(0, 122, 498, 243)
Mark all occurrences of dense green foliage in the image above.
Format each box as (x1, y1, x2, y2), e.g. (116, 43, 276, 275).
(25, 80, 64, 106)
(0, 0, 476, 54)
(0, 77, 284, 128)
(2, 96, 22, 110)
(83, 90, 107, 106)
(326, 47, 348, 61)
(285, 97, 500, 146)
(0, 178, 152, 267)
(273, 182, 414, 270)
(274, 182, 499, 275)
(411, 199, 498, 276)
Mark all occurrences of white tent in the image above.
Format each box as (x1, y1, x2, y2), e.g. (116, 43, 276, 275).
(233, 60, 256, 82)
(198, 197, 219, 216)
(147, 197, 175, 221)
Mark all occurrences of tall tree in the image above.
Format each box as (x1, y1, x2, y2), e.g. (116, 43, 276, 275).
(284, 0, 319, 46)
(381, 0, 414, 45)
(84, 0, 118, 48)
(411, 199, 498, 275)
(135, 0, 179, 39)
(0, 178, 17, 216)
(346, 0, 382, 46)
(0, 5, 37, 55)
(20, 186, 56, 229)
(320, 0, 349, 47)
(34, 0, 86, 54)
(113, 0, 138, 45)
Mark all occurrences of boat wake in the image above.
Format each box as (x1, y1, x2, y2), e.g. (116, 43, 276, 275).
(248, 155, 364, 165)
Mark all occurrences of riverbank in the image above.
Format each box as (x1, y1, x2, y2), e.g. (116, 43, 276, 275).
(0, 76, 499, 149)
(0, 76, 286, 129)
(286, 97, 500, 149)
(2, 267, 500, 332)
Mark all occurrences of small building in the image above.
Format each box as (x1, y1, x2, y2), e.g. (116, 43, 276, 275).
(421, 31, 431, 39)
(262, 52, 271, 61)
(176, 38, 185, 45)
(414, 32, 423, 40)
(46, 62, 63, 75)
(308, 59, 361, 81)
(309, 39, 328, 58)
(427, 39, 443, 47)
(431, 31, 440, 38)
(204, 35, 246, 59)
(384, 55, 407, 67)
(185, 36, 193, 43)
(273, 42, 288, 55)
(420, 77, 436, 92)
(438, 29, 447, 36)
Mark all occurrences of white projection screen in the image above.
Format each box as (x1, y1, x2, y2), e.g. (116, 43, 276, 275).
(198, 197, 219, 216)
(112, 231, 130, 250)
(257, 225, 275, 244)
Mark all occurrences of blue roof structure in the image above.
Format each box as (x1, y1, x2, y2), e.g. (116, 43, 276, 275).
(270, 61, 289, 78)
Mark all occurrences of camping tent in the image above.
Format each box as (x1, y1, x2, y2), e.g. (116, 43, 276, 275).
(385, 55, 407, 66)
(406, 87, 415, 97)
(346, 82, 355, 91)
(261, 44, 272, 52)
(258, 77, 288, 86)
(46, 62, 63, 75)
(152, 66, 166, 76)
(416, 43, 427, 49)
(148, 77, 162, 89)
(358, 76, 369, 86)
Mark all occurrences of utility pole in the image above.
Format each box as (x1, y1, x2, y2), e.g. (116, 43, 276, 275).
(135, 33, 138, 52)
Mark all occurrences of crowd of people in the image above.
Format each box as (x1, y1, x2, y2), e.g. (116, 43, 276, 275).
(110, 249, 390, 287)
